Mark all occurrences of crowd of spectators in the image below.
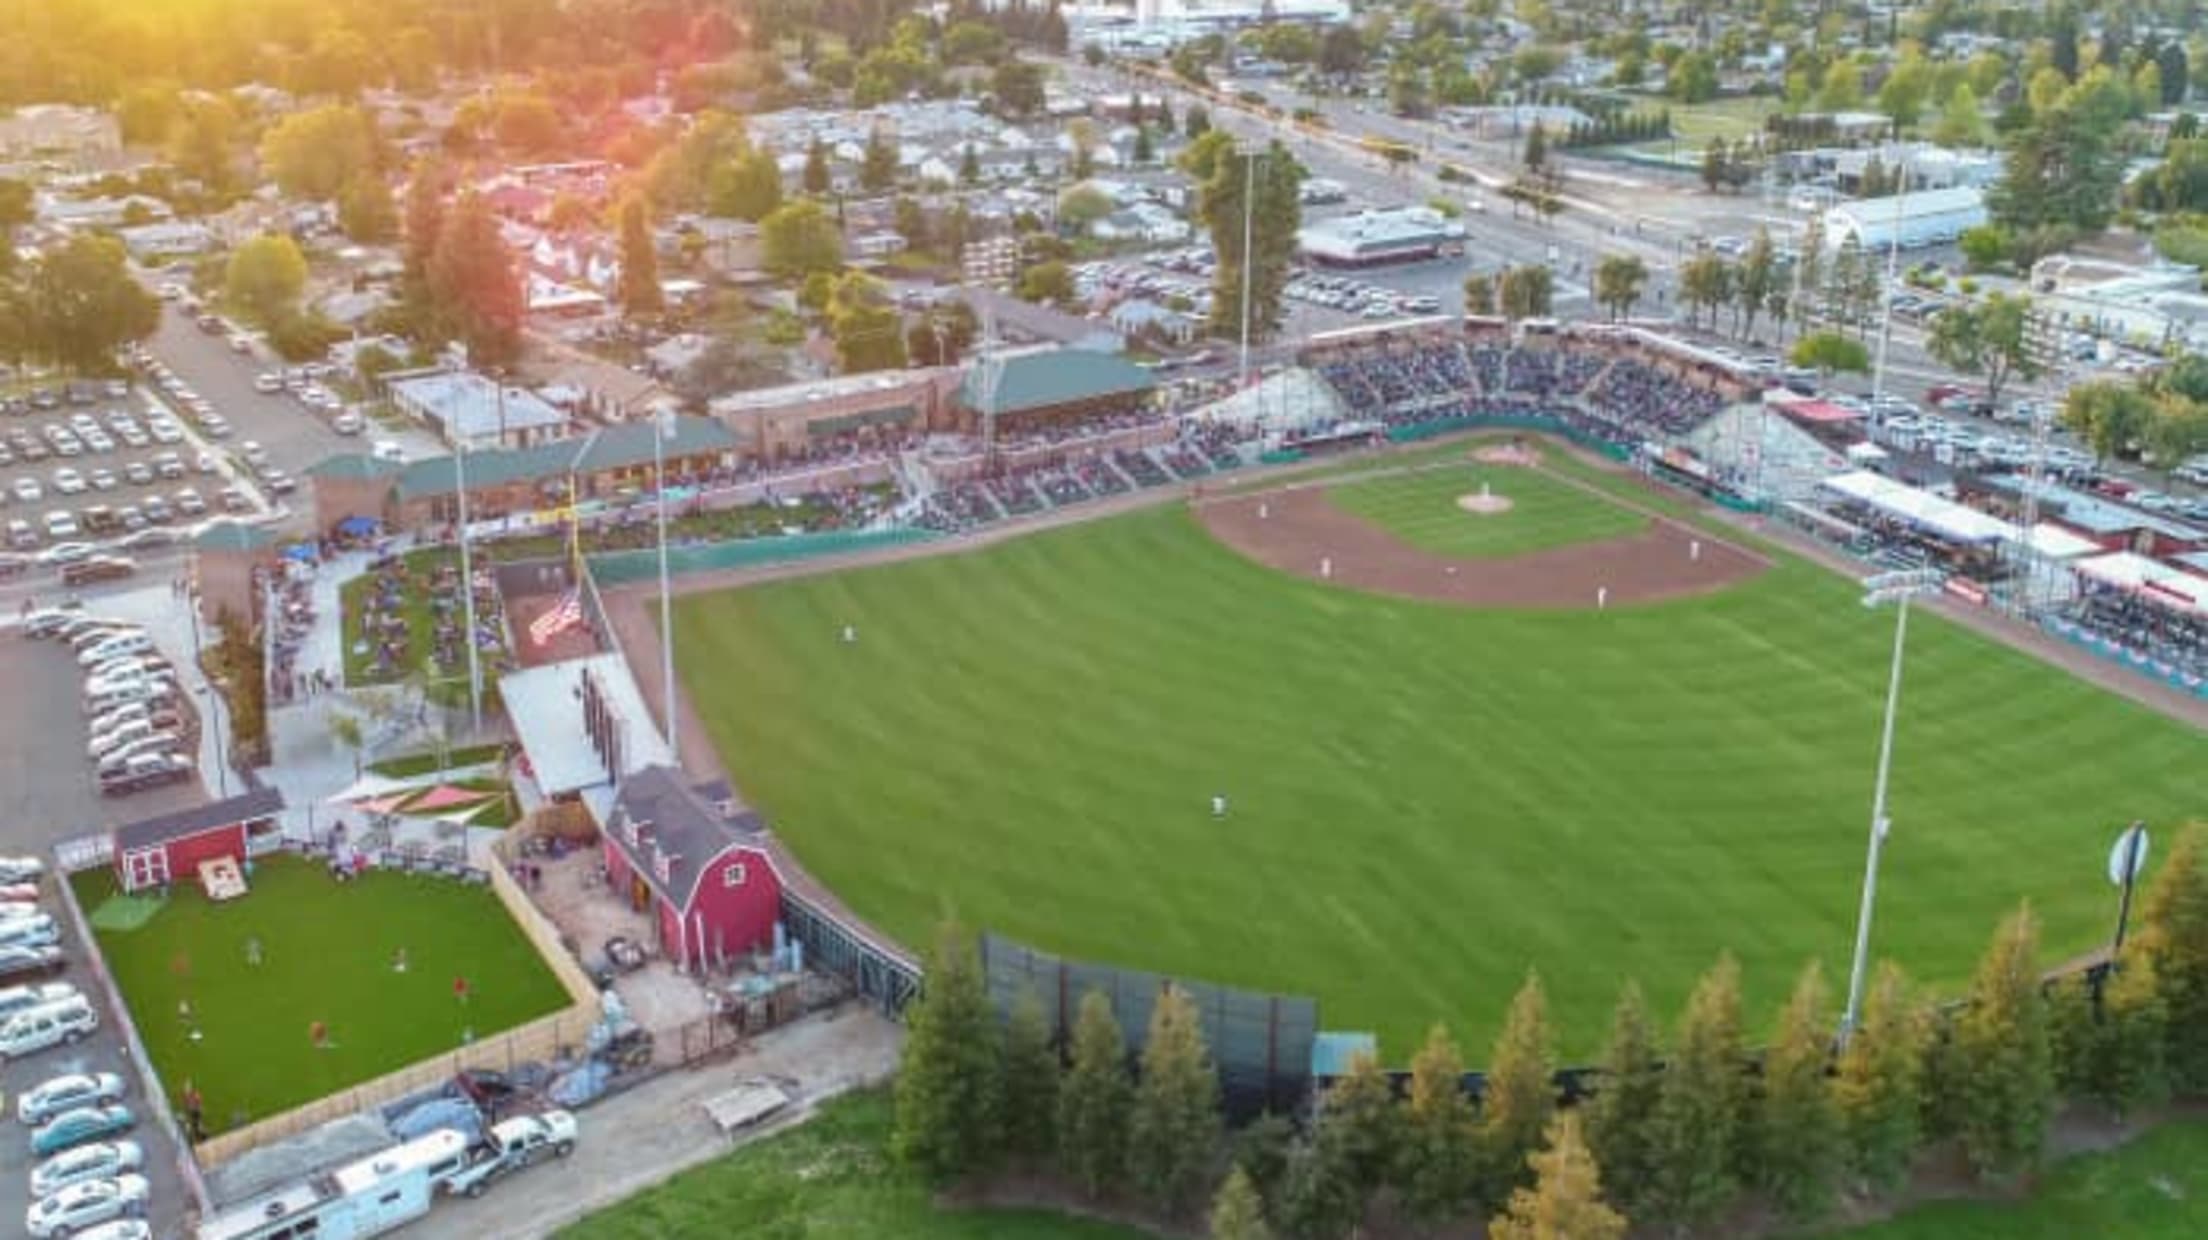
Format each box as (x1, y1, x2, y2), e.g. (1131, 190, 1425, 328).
(2069, 582, 2208, 678)
(911, 421, 1258, 534)
(1582, 359, 1726, 437)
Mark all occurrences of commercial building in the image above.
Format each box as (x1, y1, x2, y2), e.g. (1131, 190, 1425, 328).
(387, 371, 573, 452)
(1820, 187, 1987, 251)
(708, 369, 959, 459)
(1297, 208, 1466, 267)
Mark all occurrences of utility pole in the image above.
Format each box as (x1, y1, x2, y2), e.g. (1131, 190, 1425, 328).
(1238, 148, 1257, 391)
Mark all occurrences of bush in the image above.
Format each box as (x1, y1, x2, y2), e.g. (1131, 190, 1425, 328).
(2153, 222, 2208, 268)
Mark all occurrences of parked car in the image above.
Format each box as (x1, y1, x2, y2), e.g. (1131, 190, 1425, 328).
(0, 916, 61, 951)
(99, 753, 192, 796)
(61, 557, 137, 588)
(0, 984, 78, 1024)
(19, 1073, 127, 1126)
(0, 945, 64, 981)
(24, 1173, 149, 1239)
(68, 1219, 152, 1240)
(0, 997, 97, 1061)
(0, 856, 45, 884)
(21, 608, 83, 639)
(29, 1140, 144, 1201)
(29, 1104, 135, 1157)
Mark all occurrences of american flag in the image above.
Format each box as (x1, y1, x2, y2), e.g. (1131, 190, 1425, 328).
(528, 589, 583, 646)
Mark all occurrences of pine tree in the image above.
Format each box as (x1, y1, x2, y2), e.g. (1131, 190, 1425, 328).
(1954, 903, 2056, 1180)
(1917, 1004, 1968, 1145)
(1582, 982, 1663, 1216)
(1487, 1113, 1628, 1240)
(616, 197, 663, 317)
(1057, 989, 1132, 1197)
(1752, 962, 1840, 1222)
(1324, 1051, 1399, 1198)
(2097, 952, 2170, 1119)
(1276, 1131, 1360, 1240)
(861, 126, 898, 191)
(1477, 974, 1558, 1210)
(1398, 1024, 1478, 1224)
(1209, 1165, 1274, 1240)
(2047, 972, 2099, 1099)
(1001, 987, 1060, 1158)
(2137, 822, 2208, 1094)
(1523, 121, 1548, 170)
(1834, 962, 1926, 1194)
(891, 922, 1003, 1184)
(803, 137, 831, 195)
(427, 191, 523, 367)
(959, 144, 981, 185)
(1645, 956, 1747, 1230)
(1130, 985, 1222, 1211)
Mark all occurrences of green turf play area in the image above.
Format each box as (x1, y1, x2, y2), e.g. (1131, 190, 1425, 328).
(671, 442, 2207, 1058)
(75, 856, 570, 1131)
(1324, 458, 1647, 557)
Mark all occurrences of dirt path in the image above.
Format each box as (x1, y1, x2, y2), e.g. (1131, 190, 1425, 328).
(1194, 457, 1770, 609)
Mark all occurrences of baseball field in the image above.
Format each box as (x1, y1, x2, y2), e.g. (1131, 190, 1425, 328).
(672, 440, 2206, 1056)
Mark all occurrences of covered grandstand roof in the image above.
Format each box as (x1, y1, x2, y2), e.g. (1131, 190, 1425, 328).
(1820, 470, 2012, 545)
(959, 348, 1156, 417)
(2075, 552, 2208, 614)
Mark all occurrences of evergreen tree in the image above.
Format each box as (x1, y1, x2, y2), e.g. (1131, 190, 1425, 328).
(427, 191, 523, 366)
(861, 126, 899, 191)
(1209, 1166, 1274, 1240)
(1324, 1051, 1400, 1198)
(1954, 903, 2057, 1180)
(1752, 962, 1840, 1222)
(1233, 1112, 1296, 1206)
(1477, 974, 1557, 1209)
(1130, 986, 1222, 1211)
(1276, 1131, 1360, 1240)
(959, 144, 981, 185)
(401, 156, 445, 327)
(1645, 956, 1747, 1231)
(2097, 953, 2171, 1119)
(1133, 126, 1155, 165)
(1186, 104, 1211, 138)
(1057, 989, 1132, 1197)
(1917, 1004, 1969, 1145)
(1523, 121, 1548, 170)
(1834, 962, 1926, 1194)
(1487, 1113, 1628, 1240)
(891, 922, 1004, 1184)
(803, 137, 832, 195)
(1582, 982, 1663, 1216)
(1001, 987, 1060, 1157)
(2047, 972, 2099, 1099)
(2138, 822, 2208, 1093)
(1463, 271, 1497, 316)
(1398, 1024, 1478, 1224)
(616, 198, 663, 317)
(338, 173, 398, 244)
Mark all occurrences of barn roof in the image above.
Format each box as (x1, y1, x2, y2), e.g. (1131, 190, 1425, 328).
(605, 765, 767, 913)
(114, 787, 284, 853)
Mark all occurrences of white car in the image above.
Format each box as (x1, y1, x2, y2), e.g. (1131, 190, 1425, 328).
(25, 1174, 149, 1239)
(0, 984, 77, 1024)
(0, 856, 43, 884)
(29, 1141, 144, 1202)
(18, 1073, 127, 1127)
(13, 478, 41, 503)
(51, 469, 85, 495)
(39, 543, 95, 566)
(253, 373, 282, 394)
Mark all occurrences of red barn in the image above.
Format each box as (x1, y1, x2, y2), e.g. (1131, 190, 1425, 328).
(601, 767, 782, 970)
(111, 788, 285, 894)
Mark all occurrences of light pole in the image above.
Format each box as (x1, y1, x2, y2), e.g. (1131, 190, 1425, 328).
(1237, 148, 1258, 391)
(652, 407, 678, 766)
(1840, 567, 1945, 1046)
(452, 428, 483, 734)
(200, 684, 228, 796)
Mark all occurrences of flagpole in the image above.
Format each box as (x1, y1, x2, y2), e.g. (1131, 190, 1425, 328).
(654, 409, 678, 767)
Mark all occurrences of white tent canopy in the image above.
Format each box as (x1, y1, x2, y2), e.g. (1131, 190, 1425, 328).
(2074, 552, 2208, 615)
(2018, 522, 2101, 561)
(1819, 470, 2012, 546)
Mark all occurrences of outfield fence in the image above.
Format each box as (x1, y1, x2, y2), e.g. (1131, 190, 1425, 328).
(586, 527, 944, 587)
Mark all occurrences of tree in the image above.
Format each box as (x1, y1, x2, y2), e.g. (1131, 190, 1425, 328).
(170, 95, 241, 193)
(803, 139, 832, 195)
(1185, 105, 1211, 139)
(893, 922, 1002, 1183)
(2061, 380, 2156, 463)
(1670, 50, 1718, 103)
(1001, 987, 1060, 1158)
(1752, 963, 1840, 1222)
(994, 60, 1046, 118)
(330, 712, 365, 776)
(1819, 58, 1866, 111)
(1130, 985, 1221, 1211)
(1056, 185, 1114, 234)
(338, 174, 397, 244)
(1132, 126, 1155, 166)
(1646, 956, 1747, 1231)
(828, 273, 906, 374)
(1679, 253, 1733, 331)
(259, 104, 379, 202)
(892, 196, 930, 251)
(1700, 138, 1728, 193)
(1935, 83, 1991, 148)
(225, 234, 309, 328)
(959, 146, 982, 185)
(1791, 330, 1870, 377)
(1017, 260, 1076, 308)
(1834, 962, 1927, 1194)
(1499, 265, 1554, 322)
(1280, 1051, 1395, 1237)
(1988, 93, 2126, 236)
(2091, 952, 2171, 1118)
(2137, 822, 2208, 1093)
(760, 200, 844, 278)
(1487, 1113, 1628, 1240)
(1398, 1024, 1478, 1224)
(116, 84, 183, 147)
(1463, 272, 1498, 317)
(1522, 122, 1548, 171)
(1735, 231, 1778, 338)
(1582, 982, 1662, 1217)
(427, 192, 524, 367)
(1958, 224, 2011, 271)
(1879, 50, 1935, 129)
(1926, 293, 2042, 410)
(861, 127, 899, 193)
(616, 199, 663, 318)
(1953, 903, 2056, 1180)
(1057, 989, 1131, 1198)
(1477, 974, 1557, 1209)
(403, 157, 445, 289)
(1067, 120, 1100, 181)
(1209, 1166, 1273, 1240)
(1182, 136, 1303, 344)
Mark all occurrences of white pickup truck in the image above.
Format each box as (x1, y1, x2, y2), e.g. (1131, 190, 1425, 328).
(440, 1110, 578, 1199)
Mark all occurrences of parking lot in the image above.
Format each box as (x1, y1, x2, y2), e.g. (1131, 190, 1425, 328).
(141, 299, 367, 491)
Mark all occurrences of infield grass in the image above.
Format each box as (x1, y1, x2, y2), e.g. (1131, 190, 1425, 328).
(673, 447, 2205, 1057)
(1326, 459, 1647, 557)
(76, 856, 570, 1132)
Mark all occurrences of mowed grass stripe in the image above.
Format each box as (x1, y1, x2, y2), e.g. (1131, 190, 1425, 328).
(1326, 460, 1647, 557)
(675, 499, 2204, 1058)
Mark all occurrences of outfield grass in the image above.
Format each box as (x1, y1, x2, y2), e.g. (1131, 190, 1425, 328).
(1830, 1121, 2208, 1239)
(673, 455, 2206, 1057)
(76, 857, 569, 1131)
(559, 1090, 1144, 1240)
(1326, 460, 1647, 558)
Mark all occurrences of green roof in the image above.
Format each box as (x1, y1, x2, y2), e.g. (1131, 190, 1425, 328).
(392, 415, 736, 502)
(306, 453, 402, 481)
(192, 521, 279, 552)
(959, 349, 1156, 417)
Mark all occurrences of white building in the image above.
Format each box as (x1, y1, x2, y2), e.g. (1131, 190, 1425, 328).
(1821, 187, 1987, 251)
(1297, 207, 1466, 267)
(388, 371, 571, 451)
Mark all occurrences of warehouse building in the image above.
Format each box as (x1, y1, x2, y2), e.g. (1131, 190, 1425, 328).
(1821, 187, 1987, 251)
(1297, 208, 1466, 267)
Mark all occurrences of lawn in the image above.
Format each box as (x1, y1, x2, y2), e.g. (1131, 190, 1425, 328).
(1325, 458, 1647, 558)
(368, 742, 509, 778)
(1831, 1121, 2208, 1239)
(672, 452, 2206, 1059)
(558, 1090, 1146, 1240)
(75, 856, 570, 1132)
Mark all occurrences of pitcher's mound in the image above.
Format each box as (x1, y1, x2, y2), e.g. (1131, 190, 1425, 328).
(1456, 493, 1515, 515)
(1473, 443, 1540, 466)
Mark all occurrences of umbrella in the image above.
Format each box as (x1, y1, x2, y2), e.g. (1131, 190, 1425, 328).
(280, 543, 316, 563)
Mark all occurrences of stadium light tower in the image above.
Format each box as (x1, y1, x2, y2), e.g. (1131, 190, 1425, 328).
(653, 404, 678, 767)
(1840, 567, 1946, 1047)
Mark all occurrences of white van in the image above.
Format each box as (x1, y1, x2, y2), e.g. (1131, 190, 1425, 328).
(0, 998, 97, 1061)
(0, 984, 78, 1024)
(0, 915, 60, 950)
(78, 634, 152, 668)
